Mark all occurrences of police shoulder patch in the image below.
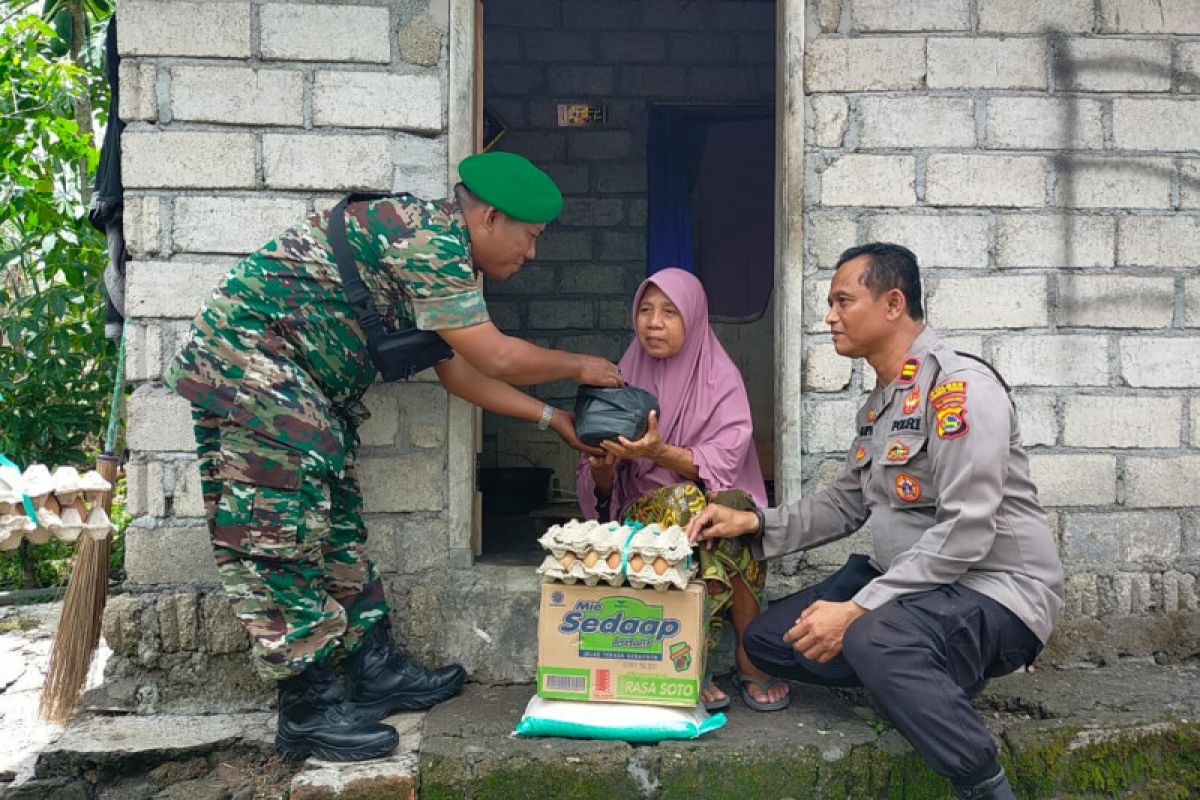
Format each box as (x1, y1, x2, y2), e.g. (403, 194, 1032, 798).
(929, 379, 969, 440)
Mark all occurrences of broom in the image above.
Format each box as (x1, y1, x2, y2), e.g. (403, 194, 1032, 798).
(39, 334, 126, 723)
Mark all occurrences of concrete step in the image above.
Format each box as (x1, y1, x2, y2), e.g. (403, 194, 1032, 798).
(6, 662, 1198, 799)
(420, 662, 1200, 800)
(6, 709, 425, 800)
(289, 713, 423, 800)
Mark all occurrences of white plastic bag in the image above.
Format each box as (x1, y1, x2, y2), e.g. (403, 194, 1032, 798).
(513, 695, 725, 742)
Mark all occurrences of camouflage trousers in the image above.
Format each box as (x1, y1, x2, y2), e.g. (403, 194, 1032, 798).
(191, 408, 388, 682)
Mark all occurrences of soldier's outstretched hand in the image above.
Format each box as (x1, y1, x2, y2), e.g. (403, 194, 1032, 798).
(576, 355, 625, 388)
(549, 408, 604, 457)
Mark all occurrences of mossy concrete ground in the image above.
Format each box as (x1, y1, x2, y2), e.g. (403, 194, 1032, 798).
(420, 662, 1200, 800)
(8, 659, 1197, 798)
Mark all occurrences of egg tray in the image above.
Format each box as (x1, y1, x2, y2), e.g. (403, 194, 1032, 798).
(538, 519, 694, 562)
(0, 464, 117, 551)
(535, 519, 696, 591)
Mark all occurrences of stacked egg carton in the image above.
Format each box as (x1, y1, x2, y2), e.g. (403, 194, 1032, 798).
(0, 464, 117, 551)
(536, 519, 695, 591)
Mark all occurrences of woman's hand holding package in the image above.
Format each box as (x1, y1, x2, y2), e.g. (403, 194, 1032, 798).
(586, 450, 617, 494)
(602, 411, 700, 481)
(601, 410, 664, 461)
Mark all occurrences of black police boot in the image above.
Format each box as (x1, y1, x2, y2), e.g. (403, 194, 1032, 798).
(344, 617, 467, 720)
(953, 767, 1017, 800)
(275, 658, 399, 762)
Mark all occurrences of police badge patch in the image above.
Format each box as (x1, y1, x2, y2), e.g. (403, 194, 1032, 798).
(902, 385, 921, 415)
(886, 441, 910, 462)
(929, 380, 969, 440)
(894, 472, 921, 502)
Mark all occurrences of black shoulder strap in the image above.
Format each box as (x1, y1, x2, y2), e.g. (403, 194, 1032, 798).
(955, 351, 1012, 394)
(327, 192, 396, 345)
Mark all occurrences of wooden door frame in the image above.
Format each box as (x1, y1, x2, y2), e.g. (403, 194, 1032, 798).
(447, 0, 483, 558)
(774, 0, 805, 504)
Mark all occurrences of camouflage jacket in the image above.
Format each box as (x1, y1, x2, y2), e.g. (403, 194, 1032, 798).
(165, 195, 486, 470)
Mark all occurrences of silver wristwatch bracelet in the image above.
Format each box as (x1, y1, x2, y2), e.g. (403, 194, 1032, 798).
(536, 403, 555, 430)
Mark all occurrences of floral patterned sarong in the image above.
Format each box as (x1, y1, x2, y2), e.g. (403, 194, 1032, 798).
(621, 483, 765, 655)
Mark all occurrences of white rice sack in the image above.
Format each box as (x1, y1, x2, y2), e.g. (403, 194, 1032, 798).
(513, 695, 725, 742)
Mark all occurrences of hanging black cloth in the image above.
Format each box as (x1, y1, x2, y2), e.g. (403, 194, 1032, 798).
(89, 16, 126, 339)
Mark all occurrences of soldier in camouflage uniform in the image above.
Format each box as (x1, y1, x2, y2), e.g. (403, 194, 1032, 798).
(165, 152, 620, 761)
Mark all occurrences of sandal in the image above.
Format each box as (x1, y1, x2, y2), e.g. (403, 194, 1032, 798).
(735, 674, 790, 712)
(701, 678, 730, 712)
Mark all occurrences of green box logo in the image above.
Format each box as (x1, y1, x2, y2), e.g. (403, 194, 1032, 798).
(558, 596, 681, 662)
(668, 641, 693, 672)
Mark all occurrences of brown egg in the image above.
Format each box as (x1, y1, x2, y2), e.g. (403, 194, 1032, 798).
(652, 556, 670, 575)
(606, 552, 621, 570)
(628, 554, 645, 572)
(559, 552, 577, 568)
(583, 550, 599, 568)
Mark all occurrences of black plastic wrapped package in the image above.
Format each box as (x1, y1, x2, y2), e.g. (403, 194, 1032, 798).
(573, 385, 661, 447)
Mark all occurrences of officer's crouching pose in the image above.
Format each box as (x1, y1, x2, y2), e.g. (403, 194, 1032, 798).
(687, 243, 1063, 799)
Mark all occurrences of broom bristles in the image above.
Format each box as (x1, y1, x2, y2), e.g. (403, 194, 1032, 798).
(38, 532, 111, 723)
(40, 336, 127, 724)
(38, 453, 119, 724)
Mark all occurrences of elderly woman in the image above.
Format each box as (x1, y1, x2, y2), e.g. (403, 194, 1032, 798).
(575, 268, 789, 712)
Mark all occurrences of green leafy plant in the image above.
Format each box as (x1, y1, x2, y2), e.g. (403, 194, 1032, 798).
(0, 4, 117, 589)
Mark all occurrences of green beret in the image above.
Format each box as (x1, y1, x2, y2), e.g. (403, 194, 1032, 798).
(458, 151, 563, 224)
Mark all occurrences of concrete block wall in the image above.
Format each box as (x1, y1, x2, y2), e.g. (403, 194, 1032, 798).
(800, 0, 1200, 664)
(479, 0, 776, 491)
(113, 0, 465, 705)
(117, 0, 1199, 698)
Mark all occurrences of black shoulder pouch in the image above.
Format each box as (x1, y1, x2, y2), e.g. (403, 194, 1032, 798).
(327, 193, 454, 382)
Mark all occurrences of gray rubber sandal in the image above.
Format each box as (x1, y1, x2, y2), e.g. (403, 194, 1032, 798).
(702, 678, 730, 712)
(735, 674, 790, 712)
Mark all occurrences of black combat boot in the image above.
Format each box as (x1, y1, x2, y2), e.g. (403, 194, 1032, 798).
(275, 658, 399, 762)
(344, 617, 467, 720)
(953, 767, 1017, 800)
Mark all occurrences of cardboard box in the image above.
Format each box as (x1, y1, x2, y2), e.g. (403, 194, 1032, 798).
(536, 581, 706, 707)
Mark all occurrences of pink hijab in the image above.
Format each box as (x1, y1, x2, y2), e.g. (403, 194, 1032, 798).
(576, 268, 767, 518)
